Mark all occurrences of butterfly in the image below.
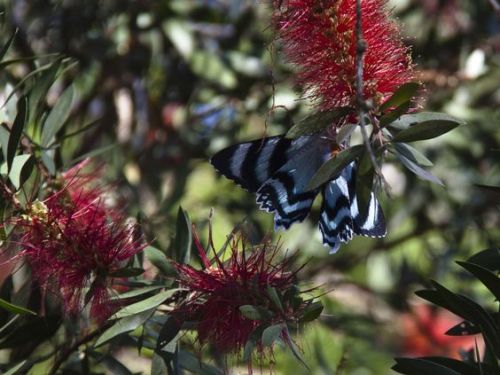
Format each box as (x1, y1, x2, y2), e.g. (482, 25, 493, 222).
(210, 134, 386, 252)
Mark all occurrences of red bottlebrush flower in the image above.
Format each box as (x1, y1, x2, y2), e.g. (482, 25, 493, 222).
(273, 0, 414, 113)
(13, 160, 144, 322)
(172, 232, 314, 362)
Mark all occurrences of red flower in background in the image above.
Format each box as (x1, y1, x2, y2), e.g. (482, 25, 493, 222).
(400, 303, 482, 359)
(14, 160, 144, 322)
(273, 0, 414, 113)
(172, 232, 308, 359)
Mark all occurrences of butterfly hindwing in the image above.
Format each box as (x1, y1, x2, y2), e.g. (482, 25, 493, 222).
(319, 162, 386, 252)
(319, 163, 356, 253)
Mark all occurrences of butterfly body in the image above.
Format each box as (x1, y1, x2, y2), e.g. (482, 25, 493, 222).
(210, 134, 386, 252)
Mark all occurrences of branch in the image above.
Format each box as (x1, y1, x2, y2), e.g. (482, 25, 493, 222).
(49, 321, 112, 374)
(354, 0, 386, 186)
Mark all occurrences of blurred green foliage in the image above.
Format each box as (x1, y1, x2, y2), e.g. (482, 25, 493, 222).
(0, 0, 498, 373)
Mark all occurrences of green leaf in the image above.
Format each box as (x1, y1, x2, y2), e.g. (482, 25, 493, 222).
(114, 289, 179, 319)
(445, 319, 479, 336)
(41, 84, 75, 146)
(28, 58, 62, 125)
(177, 350, 224, 375)
(467, 248, 500, 272)
(174, 207, 192, 264)
(306, 145, 364, 191)
(111, 286, 165, 300)
(390, 112, 464, 142)
(380, 82, 420, 113)
(266, 286, 284, 312)
(392, 358, 462, 375)
(355, 150, 375, 215)
(379, 101, 410, 128)
(0, 123, 10, 161)
(95, 309, 154, 347)
(0, 29, 18, 62)
(393, 143, 433, 167)
(283, 327, 309, 369)
(336, 123, 357, 144)
(262, 323, 285, 347)
(8, 154, 34, 190)
(3, 360, 28, 375)
(7, 96, 28, 171)
(108, 267, 144, 277)
(417, 282, 500, 358)
(299, 301, 323, 323)
(145, 246, 175, 275)
(157, 315, 183, 350)
(396, 152, 443, 186)
(457, 261, 500, 301)
(286, 108, 352, 139)
(40, 150, 56, 175)
(0, 298, 36, 315)
(239, 305, 272, 321)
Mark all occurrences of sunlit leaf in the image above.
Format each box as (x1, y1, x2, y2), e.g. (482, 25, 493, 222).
(0, 29, 18, 62)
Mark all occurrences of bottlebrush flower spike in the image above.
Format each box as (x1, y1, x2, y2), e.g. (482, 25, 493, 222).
(13, 160, 144, 322)
(171, 230, 319, 366)
(273, 0, 414, 114)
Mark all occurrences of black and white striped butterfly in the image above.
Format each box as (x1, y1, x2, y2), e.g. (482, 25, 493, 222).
(210, 134, 386, 252)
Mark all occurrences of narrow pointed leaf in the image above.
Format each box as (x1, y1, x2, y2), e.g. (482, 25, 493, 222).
(457, 261, 500, 301)
(239, 305, 272, 321)
(286, 107, 352, 138)
(174, 207, 192, 264)
(7, 96, 27, 171)
(95, 309, 154, 347)
(146, 246, 175, 276)
(306, 145, 364, 191)
(393, 143, 433, 167)
(396, 152, 443, 186)
(266, 286, 283, 312)
(379, 101, 410, 127)
(445, 320, 480, 336)
(393, 358, 463, 375)
(467, 248, 500, 272)
(8, 154, 34, 190)
(379, 82, 420, 113)
(41, 84, 75, 146)
(390, 112, 463, 142)
(157, 315, 183, 350)
(299, 301, 323, 323)
(262, 323, 285, 347)
(114, 289, 178, 319)
(336, 123, 357, 144)
(0, 298, 36, 315)
(0, 29, 18, 62)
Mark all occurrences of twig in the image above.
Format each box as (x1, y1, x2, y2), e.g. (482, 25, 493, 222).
(354, 0, 385, 183)
(49, 321, 112, 374)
